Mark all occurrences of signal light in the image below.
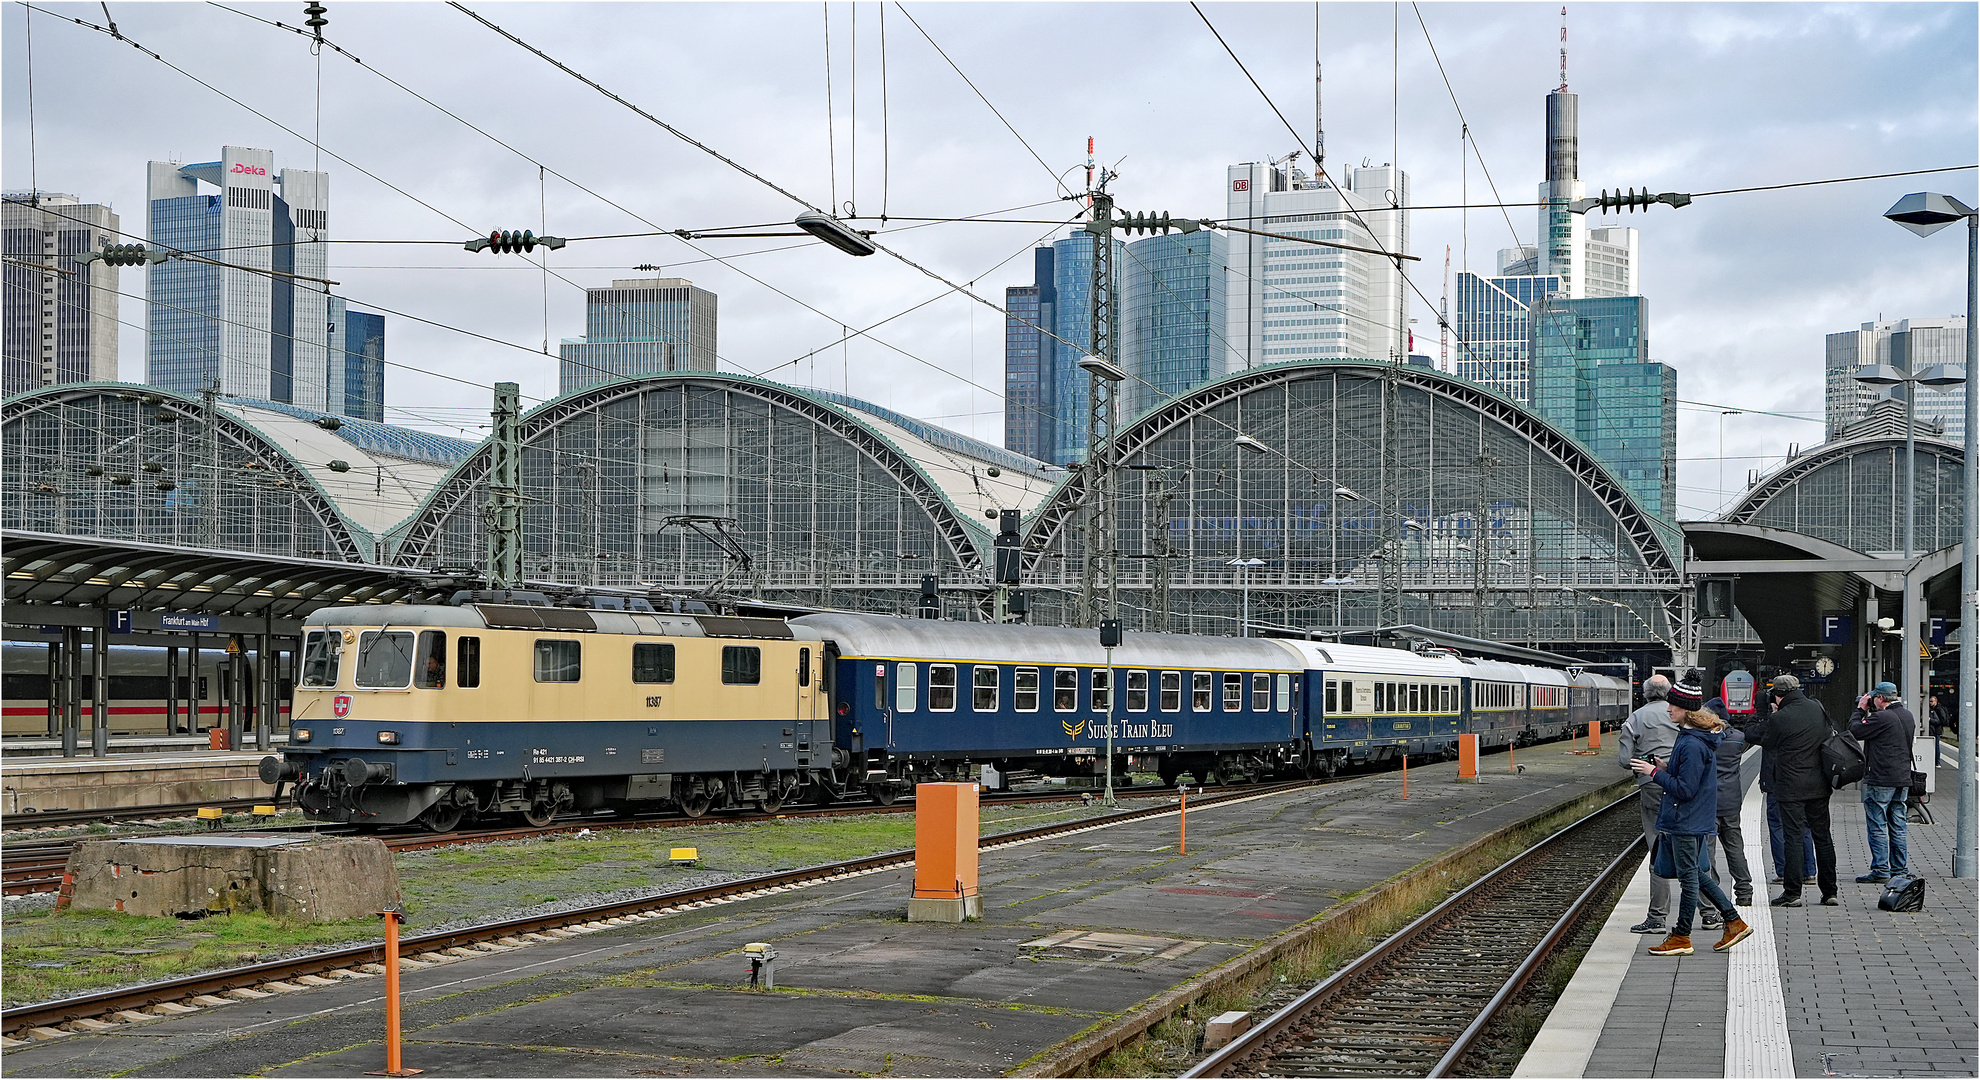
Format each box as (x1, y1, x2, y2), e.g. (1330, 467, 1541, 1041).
(76, 244, 170, 268)
(464, 230, 568, 254)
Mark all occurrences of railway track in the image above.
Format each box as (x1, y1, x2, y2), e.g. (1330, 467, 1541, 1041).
(2, 778, 1314, 1041)
(2, 798, 278, 831)
(0, 780, 1276, 895)
(1184, 793, 1642, 1079)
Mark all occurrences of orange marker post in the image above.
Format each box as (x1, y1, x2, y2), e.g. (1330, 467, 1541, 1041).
(367, 910, 422, 1077)
(1457, 734, 1479, 781)
(1401, 752, 1409, 799)
(1509, 741, 1517, 774)
(1588, 721, 1602, 750)
(1179, 787, 1187, 855)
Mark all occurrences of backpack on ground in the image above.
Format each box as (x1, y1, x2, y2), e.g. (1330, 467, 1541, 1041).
(1878, 873, 1925, 912)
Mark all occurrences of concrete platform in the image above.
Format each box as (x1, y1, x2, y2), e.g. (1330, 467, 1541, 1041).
(1516, 750, 1979, 1078)
(3, 747, 1626, 1078)
(1, 749, 278, 816)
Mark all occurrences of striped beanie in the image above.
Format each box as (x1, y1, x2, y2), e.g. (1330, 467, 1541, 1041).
(1667, 676, 1705, 712)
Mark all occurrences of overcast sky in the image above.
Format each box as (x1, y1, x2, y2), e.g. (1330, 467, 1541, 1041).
(4, 1, 1974, 521)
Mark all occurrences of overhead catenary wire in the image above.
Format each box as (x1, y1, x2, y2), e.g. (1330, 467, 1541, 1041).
(892, 2, 1067, 197)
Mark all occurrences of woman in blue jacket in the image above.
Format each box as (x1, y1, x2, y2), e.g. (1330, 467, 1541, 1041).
(1630, 677, 1754, 956)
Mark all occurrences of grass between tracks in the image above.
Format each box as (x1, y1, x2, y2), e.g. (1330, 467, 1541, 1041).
(1, 797, 1125, 1007)
(1074, 786, 1626, 1078)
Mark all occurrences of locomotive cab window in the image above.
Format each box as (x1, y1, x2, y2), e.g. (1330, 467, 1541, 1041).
(1127, 670, 1149, 712)
(633, 643, 676, 683)
(894, 662, 917, 710)
(928, 664, 957, 712)
(415, 631, 447, 689)
(722, 646, 762, 686)
(299, 630, 342, 688)
(1015, 667, 1039, 712)
(534, 639, 582, 683)
(356, 631, 415, 688)
(1160, 671, 1182, 712)
(456, 636, 481, 688)
(972, 666, 999, 711)
(1053, 669, 1078, 712)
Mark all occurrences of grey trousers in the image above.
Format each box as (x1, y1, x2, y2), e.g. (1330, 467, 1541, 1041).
(1639, 784, 1673, 918)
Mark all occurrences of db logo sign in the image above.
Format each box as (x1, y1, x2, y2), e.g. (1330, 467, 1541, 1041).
(332, 694, 352, 718)
(1232, 179, 1250, 191)
(230, 163, 268, 176)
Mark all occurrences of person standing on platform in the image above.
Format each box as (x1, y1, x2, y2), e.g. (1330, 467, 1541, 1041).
(1762, 674, 1840, 907)
(1618, 673, 1679, 934)
(1705, 696, 1755, 906)
(1927, 693, 1952, 741)
(1849, 681, 1913, 883)
(1740, 684, 1817, 887)
(1631, 677, 1752, 956)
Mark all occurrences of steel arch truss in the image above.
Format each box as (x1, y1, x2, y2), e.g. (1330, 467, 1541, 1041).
(1723, 435, 1964, 524)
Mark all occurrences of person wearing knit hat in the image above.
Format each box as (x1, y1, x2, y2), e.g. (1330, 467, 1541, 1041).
(1632, 681, 1752, 956)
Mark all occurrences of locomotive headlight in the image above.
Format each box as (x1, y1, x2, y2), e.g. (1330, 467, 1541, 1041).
(293, 728, 312, 743)
(377, 730, 400, 745)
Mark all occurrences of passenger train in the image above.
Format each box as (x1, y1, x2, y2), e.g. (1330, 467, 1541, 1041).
(260, 593, 1632, 829)
(2, 642, 280, 737)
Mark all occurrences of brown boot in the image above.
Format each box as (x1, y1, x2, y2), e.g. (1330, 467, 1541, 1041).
(1713, 918, 1753, 952)
(1648, 933, 1693, 956)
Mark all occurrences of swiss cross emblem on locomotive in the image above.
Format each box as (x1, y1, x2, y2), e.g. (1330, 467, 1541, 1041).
(332, 694, 352, 718)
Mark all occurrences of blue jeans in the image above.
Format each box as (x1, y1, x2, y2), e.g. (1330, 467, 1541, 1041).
(1768, 792, 1817, 878)
(1672, 833, 1737, 935)
(1862, 783, 1910, 874)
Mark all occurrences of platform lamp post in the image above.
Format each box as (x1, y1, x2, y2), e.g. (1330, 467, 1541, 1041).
(1880, 191, 1977, 879)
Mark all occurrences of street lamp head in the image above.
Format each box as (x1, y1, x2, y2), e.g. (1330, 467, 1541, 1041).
(1077, 355, 1128, 382)
(1914, 363, 1968, 389)
(1234, 434, 1269, 454)
(1228, 557, 1264, 568)
(1333, 485, 1362, 501)
(1884, 192, 1976, 238)
(1852, 363, 1908, 387)
(1403, 518, 1423, 530)
(795, 211, 877, 256)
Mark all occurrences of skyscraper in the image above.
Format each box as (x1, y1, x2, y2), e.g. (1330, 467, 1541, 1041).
(146, 147, 331, 409)
(1003, 246, 1055, 460)
(1224, 159, 1409, 367)
(1047, 230, 1124, 464)
(326, 296, 385, 422)
(1529, 295, 1677, 518)
(559, 278, 717, 396)
(1121, 229, 1229, 418)
(3, 193, 120, 395)
(1825, 317, 1967, 442)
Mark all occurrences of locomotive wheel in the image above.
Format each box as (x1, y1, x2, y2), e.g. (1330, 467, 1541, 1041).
(758, 791, 785, 814)
(680, 791, 713, 819)
(872, 784, 898, 806)
(419, 802, 465, 833)
(521, 802, 557, 828)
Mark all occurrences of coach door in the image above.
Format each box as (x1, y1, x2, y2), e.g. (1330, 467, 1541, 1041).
(794, 646, 818, 769)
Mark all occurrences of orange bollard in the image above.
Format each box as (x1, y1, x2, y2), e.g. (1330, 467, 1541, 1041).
(1401, 752, 1409, 799)
(1588, 721, 1602, 750)
(367, 911, 422, 1077)
(1509, 742, 1517, 773)
(1179, 788, 1187, 855)
(1457, 734, 1479, 780)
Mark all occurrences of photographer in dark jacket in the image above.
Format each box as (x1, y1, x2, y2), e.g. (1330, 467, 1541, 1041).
(1740, 686, 1816, 886)
(1761, 675, 1840, 906)
(1706, 697, 1754, 905)
(1848, 681, 1913, 882)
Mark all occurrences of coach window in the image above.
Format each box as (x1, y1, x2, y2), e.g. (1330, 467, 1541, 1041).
(456, 636, 481, 688)
(1276, 673, 1291, 712)
(356, 631, 416, 688)
(633, 643, 676, 684)
(1192, 672, 1212, 711)
(1053, 669, 1078, 711)
(973, 666, 999, 711)
(722, 645, 762, 686)
(1091, 669, 1111, 712)
(1408, 683, 1420, 713)
(533, 639, 582, 683)
(1252, 673, 1270, 711)
(874, 665, 887, 710)
(299, 630, 342, 688)
(1324, 680, 1338, 713)
(894, 662, 917, 711)
(414, 631, 447, 689)
(1127, 670, 1150, 712)
(1223, 673, 1243, 712)
(929, 664, 957, 712)
(1015, 667, 1040, 712)
(1161, 671, 1182, 712)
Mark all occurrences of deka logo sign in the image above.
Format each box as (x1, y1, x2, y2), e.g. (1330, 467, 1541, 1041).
(230, 163, 268, 176)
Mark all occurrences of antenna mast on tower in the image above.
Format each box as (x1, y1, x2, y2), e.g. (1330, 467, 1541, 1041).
(1440, 245, 1451, 371)
(1559, 6, 1569, 92)
(1314, 7, 1325, 179)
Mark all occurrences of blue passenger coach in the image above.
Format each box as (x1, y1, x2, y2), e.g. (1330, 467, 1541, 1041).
(792, 613, 1306, 795)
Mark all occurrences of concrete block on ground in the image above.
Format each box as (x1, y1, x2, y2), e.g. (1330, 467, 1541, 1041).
(1204, 1010, 1254, 1050)
(62, 835, 399, 921)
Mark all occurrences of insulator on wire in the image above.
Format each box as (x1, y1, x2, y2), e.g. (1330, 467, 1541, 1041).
(464, 230, 568, 254)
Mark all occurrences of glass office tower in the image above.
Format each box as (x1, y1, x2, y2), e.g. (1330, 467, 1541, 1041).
(1048, 230, 1124, 465)
(1003, 246, 1055, 461)
(1122, 229, 1229, 419)
(1530, 296, 1676, 518)
(559, 278, 717, 395)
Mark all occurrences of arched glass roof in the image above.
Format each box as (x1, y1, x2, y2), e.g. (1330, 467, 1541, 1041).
(1721, 435, 1965, 554)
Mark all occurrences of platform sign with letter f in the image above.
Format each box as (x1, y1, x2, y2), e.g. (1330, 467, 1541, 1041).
(1821, 615, 1853, 645)
(109, 610, 132, 634)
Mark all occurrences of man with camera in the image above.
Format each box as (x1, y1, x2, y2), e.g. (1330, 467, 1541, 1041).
(1848, 681, 1913, 883)
(1761, 674, 1840, 907)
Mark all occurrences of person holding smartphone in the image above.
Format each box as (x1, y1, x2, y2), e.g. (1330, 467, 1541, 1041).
(1630, 676, 1752, 956)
